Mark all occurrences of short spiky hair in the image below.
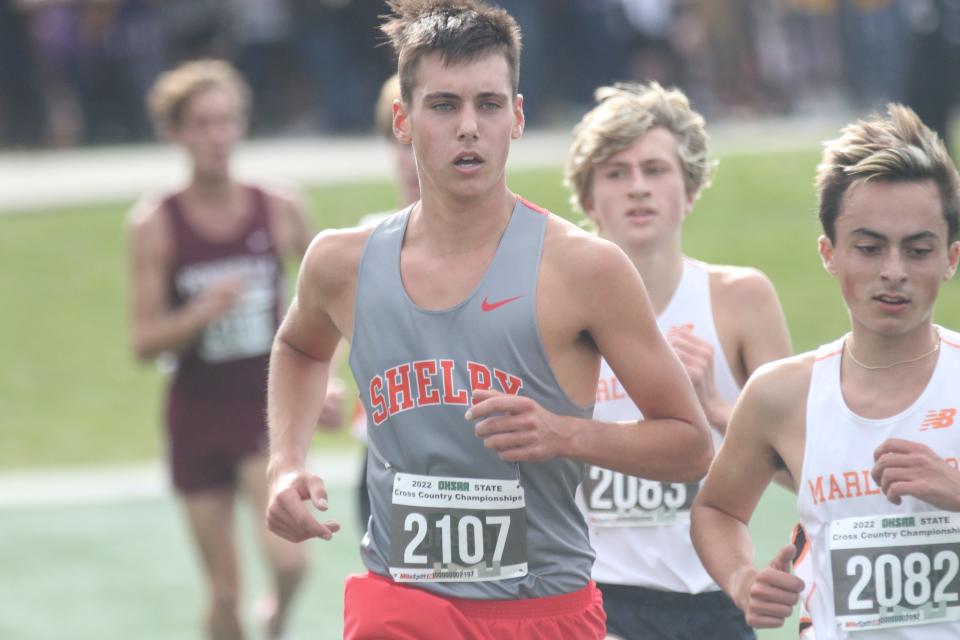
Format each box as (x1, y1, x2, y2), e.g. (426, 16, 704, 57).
(380, 0, 522, 104)
(147, 59, 250, 135)
(565, 82, 713, 214)
(817, 104, 960, 243)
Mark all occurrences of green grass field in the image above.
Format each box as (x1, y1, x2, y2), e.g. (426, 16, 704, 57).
(3, 146, 960, 639)
(5, 148, 959, 467)
(0, 476, 797, 640)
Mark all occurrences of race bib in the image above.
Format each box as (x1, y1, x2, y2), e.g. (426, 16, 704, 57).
(199, 282, 275, 362)
(581, 465, 698, 527)
(388, 473, 527, 582)
(830, 511, 960, 632)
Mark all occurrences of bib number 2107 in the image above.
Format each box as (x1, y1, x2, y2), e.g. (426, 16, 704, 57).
(389, 473, 527, 583)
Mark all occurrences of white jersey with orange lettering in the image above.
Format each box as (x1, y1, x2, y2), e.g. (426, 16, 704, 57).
(578, 258, 741, 592)
(796, 327, 960, 638)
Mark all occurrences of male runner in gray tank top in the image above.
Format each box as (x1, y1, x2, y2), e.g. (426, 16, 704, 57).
(265, 1, 712, 637)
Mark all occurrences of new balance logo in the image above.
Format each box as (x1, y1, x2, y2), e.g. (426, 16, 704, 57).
(920, 408, 957, 431)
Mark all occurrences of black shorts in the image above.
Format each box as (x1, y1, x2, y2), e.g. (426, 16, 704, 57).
(597, 582, 755, 640)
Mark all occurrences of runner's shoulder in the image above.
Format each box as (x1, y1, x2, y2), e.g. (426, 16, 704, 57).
(301, 224, 375, 291)
(697, 260, 779, 308)
(126, 190, 170, 230)
(125, 191, 175, 257)
(251, 179, 301, 209)
(543, 214, 637, 285)
(740, 351, 816, 418)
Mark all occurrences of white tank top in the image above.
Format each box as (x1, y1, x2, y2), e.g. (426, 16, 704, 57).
(796, 327, 960, 638)
(579, 258, 741, 592)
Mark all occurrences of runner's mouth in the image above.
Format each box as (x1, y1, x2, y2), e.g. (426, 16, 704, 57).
(873, 294, 910, 304)
(454, 153, 484, 167)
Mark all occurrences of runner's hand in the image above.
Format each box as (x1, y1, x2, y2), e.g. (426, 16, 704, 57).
(733, 545, 803, 629)
(666, 325, 731, 430)
(872, 438, 960, 510)
(316, 377, 345, 431)
(468, 389, 572, 462)
(193, 275, 245, 323)
(266, 466, 341, 542)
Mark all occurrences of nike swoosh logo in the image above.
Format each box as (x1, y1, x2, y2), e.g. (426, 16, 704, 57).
(481, 295, 523, 312)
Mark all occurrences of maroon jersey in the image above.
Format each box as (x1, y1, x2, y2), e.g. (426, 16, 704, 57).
(166, 185, 283, 397)
(163, 185, 284, 490)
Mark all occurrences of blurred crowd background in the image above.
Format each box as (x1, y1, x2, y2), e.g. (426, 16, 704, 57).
(1, 0, 958, 150)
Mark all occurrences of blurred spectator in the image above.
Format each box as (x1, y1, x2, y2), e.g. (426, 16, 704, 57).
(698, 0, 764, 114)
(71, 0, 155, 142)
(492, 0, 548, 124)
(904, 0, 960, 157)
(25, 0, 163, 145)
(540, 0, 626, 113)
(777, 0, 846, 115)
(159, 0, 231, 64)
(1, 0, 952, 149)
(0, 0, 46, 146)
(27, 0, 86, 145)
(837, 0, 909, 110)
(610, 0, 683, 88)
(289, 0, 393, 133)
(228, 0, 298, 134)
(748, 0, 796, 115)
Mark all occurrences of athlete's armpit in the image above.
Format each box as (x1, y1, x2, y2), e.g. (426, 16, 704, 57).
(554, 233, 712, 480)
(695, 355, 811, 522)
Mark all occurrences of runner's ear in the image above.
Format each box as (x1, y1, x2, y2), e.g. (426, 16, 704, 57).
(511, 94, 524, 140)
(818, 235, 837, 275)
(394, 100, 412, 145)
(945, 240, 960, 281)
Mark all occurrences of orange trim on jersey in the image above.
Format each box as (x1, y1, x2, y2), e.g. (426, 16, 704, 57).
(814, 347, 843, 362)
(804, 583, 817, 610)
(519, 197, 550, 216)
(941, 335, 960, 350)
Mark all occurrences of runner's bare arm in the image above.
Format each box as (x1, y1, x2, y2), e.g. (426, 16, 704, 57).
(714, 267, 796, 489)
(691, 358, 807, 626)
(872, 438, 960, 510)
(126, 199, 242, 360)
(266, 186, 315, 258)
(266, 229, 364, 542)
(734, 270, 792, 383)
(678, 267, 792, 434)
(472, 235, 711, 481)
(266, 187, 345, 429)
